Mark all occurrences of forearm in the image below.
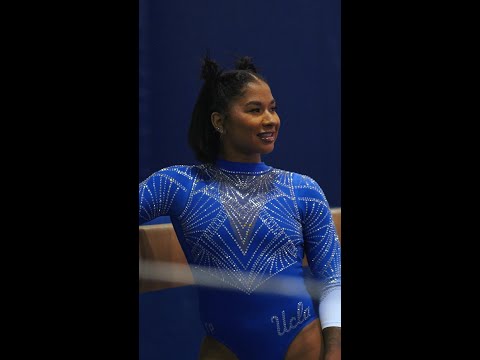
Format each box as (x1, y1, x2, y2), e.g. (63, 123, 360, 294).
(323, 326, 341, 360)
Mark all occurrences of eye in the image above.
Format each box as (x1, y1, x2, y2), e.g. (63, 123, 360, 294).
(270, 106, 277, 112)
(248, 108, 261, 113)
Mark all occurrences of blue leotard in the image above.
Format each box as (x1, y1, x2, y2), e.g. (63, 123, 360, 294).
(139, 159, 341, 359)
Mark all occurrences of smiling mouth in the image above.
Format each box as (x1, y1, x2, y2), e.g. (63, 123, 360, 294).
(257, 132, 275, 142)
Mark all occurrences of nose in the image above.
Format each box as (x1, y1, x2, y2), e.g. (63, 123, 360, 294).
(262, 111, 279, 127)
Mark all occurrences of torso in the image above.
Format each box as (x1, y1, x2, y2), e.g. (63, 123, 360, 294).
(139, 160, 341, 360)
(199, 319, 323, 360)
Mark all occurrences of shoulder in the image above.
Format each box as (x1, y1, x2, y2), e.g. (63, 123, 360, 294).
(265, 167, 325, 200)
(140, 164, 202, 186)
(271, 167, 323, 190)
(158, 164, 200, 178)
(271, 167, 326, 200)
(292, 172, 324, 194)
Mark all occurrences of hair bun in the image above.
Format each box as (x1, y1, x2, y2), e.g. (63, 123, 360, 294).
(235, 56, 257, 73)
(201, 55, 222, 82)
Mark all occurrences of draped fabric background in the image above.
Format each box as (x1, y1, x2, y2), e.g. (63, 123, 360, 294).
(139, 0, 341, 207)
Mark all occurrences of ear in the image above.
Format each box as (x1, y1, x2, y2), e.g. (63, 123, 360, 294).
(211, 112, 224, 132)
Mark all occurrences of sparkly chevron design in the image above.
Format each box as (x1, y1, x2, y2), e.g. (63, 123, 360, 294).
(139, 163, 340, 295)
(178, 166, 304, 294)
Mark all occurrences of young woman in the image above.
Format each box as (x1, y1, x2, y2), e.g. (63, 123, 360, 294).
(139, 55, 341, 360)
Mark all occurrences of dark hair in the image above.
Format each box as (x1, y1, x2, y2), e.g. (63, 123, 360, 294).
(188, 54, 268, 163)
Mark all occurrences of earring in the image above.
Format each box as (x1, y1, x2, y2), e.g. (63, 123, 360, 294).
(216, 127, 223, 134)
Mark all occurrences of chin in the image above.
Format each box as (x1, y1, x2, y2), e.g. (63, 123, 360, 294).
(260, 145, 275, 155)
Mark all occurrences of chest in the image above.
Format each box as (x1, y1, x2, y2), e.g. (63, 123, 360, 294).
(180, 175, 303, 257)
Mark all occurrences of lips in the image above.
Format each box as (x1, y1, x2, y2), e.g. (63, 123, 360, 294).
(257, 132, 275, 142)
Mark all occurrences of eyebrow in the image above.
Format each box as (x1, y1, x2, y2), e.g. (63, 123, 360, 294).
(244, 99, 276, 106)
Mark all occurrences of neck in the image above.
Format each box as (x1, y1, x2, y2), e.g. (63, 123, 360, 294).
(215, 158, 271, 173)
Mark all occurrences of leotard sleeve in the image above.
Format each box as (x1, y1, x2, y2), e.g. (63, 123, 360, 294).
(294, 174, 341, 329)
(138, 165, 193, 225)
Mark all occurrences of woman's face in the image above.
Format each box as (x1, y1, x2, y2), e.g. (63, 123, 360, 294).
(218, 80, 280, 163)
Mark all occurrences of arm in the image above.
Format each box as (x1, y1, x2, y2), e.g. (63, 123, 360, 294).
(323, 327, 341, 360)
(294, 175, 341, 360)
(138, 166, 191, 225)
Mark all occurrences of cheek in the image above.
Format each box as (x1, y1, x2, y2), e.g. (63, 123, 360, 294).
(229, 118, 256, 134)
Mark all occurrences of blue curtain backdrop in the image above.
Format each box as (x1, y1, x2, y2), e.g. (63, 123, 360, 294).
(140, 0, 341, 208)
(139, 2, 341, 358)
